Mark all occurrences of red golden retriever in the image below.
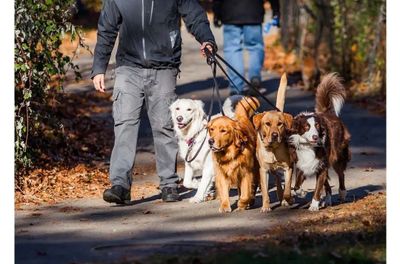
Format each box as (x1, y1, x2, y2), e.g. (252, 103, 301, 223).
(208, 97, 260, 213)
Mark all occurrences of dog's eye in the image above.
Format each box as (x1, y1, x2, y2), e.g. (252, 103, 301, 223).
(315, 123, 320, 129)
(187, 108, 192, 111)
(176, 107, 180, 111)
(277, 122, 283, 126)
(265, 122, 271, 126)
(220, 129, 226, 133)
(209, 128, 214, 132)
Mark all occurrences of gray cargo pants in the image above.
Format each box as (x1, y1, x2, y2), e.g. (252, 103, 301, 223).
(109, 66, 179, 190)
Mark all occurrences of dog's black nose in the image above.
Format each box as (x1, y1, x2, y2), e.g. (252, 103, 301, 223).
(312, 135, 319, 141)
(176, 116, 183, 122)
(271, 132, 278, 138)
(208, 138, 214, 146)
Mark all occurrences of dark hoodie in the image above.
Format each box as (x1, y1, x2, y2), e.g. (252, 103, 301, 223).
(213, 0, 280, 25)
(91, 0, 216, 78)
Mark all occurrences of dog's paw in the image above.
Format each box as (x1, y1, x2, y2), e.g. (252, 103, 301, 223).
(260, 206, 272, 213)
(321, 194, 332, 207)
(219, 205, 232, 213)
(189, 196, 204, 204)
(339, 189, 347, 202)
(308, 199, 320, 211)
(282, 196, 294, 207)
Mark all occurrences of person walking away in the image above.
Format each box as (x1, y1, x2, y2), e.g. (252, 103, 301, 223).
(91, 0, 217, 204)
(213, 0, 280, 95)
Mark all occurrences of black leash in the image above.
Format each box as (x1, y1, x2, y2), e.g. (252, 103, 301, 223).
(184, 49, 217, 163)
(205, 46, 281, 112)
(205, 47, 259, 115)
(184, 124, 208, 163)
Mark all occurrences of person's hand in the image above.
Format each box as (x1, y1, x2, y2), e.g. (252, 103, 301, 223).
(200, 42, 217, 58)
(93, 74, 105, 93)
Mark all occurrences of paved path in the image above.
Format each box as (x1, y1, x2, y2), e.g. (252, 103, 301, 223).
(15, 21, 386, 264)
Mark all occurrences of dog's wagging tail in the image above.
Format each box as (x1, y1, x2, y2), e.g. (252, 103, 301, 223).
(315, 72, 346, 116)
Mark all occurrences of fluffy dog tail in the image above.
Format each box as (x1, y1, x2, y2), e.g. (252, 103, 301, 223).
(315, 73, 346, 116)
(235, 96, 260, 120)
(222, 95, 243, 119)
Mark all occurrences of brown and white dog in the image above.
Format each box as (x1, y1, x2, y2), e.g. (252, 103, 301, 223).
(289, 73, 351, 211)
(208, 97, 260, 213)
(253, 74, 295, 212)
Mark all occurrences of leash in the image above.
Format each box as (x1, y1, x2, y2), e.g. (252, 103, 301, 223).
(185, 50, 221, 163)
(184, 124, 208, 163)
(204, 47, 261, 116)
(204, 47, 281, 112)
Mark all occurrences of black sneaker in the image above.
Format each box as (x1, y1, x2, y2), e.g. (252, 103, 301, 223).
(161, 187, 180, 202)
(103, 185, 131, 205)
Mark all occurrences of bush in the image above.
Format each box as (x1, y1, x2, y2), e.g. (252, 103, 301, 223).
(15, 0, 84, 171)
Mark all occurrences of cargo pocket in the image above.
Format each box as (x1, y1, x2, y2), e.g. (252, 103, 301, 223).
(112, 89, 122, 125)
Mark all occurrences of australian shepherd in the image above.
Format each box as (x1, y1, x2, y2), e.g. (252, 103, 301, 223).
(289, 73, 351, 211)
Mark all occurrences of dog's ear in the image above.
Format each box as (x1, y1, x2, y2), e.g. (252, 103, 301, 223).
(234, 122, 248, 147)
(252, 113, 265, 130)
(194, 100, 205, 110)
(194, 100, 205, 120)
(283, 113, 293, 128)
(206, 119, 213, 130)
(288, 117, 299, 135)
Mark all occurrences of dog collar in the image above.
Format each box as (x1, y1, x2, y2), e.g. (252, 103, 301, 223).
(186, 126, 206, 146)
(186, 138, 195, 146)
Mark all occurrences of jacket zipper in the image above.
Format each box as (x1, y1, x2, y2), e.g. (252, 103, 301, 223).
(149, 0, 154, 25)
(141, 0, 147, 60)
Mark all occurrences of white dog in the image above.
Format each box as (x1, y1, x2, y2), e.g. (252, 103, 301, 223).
(170, 96, 239, 203)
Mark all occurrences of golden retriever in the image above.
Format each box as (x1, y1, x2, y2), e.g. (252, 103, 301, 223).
(253, 110, 294, 212)
(208, 97, 260, 213)
(252, 73, 295, 212)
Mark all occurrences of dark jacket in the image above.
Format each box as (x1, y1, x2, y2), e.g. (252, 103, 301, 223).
(91, 0, 215, 78)
(213, 0, 280, 25)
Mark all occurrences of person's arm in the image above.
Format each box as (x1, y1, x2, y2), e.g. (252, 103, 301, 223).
(178, 0, 217, 54)
(91, 0, 122, 91)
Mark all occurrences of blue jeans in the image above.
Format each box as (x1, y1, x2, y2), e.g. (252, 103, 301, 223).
(223, 24, 264, 94)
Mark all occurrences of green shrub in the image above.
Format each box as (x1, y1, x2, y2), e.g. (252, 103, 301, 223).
(15, 0, 84, 171)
